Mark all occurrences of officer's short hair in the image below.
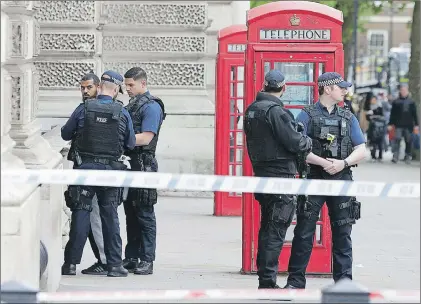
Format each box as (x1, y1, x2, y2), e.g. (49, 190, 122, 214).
(124, 67, 147, 82)
(318, 85, 335, 96)
(264, 84, 284, 94)
(80, 70, 100, 85)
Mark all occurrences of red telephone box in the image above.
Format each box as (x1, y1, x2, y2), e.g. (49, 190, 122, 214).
(214, 25, 247, 216)
(242, 1, 345, 274)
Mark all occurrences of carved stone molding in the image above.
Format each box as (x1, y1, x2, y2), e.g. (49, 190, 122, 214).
(103, 62, 205, 88)
(10, 75, 22, 121)
(102, 36, 205, 53)
(11, 22, 23, 57)
(40, 33, 95, 51)
(34, 22, 41, 57)
(35, 61, 96, 88)
(32, 69, 40, 118)
(101, 3, 206, 27)
(3, 1, 29, 8)
(35, 1, 95, 23)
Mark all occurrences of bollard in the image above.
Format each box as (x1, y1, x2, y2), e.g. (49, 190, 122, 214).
(39, 240, 48, 279)
(321, 278, 370, 303)
(0, 281, 38, 303)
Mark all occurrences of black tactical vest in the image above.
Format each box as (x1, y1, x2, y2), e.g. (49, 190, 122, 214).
(244, 98, 296, 163)
(125, 93, 166, 154)
(303, 104, 353, 160)
(76, 99, 123, 159)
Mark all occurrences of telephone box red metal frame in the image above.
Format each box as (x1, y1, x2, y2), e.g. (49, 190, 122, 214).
(215, 25, 247, 216)
(242, 1, 345, 274)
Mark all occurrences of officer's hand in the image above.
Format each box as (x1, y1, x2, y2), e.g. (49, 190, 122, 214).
(324, 158, 345, 175)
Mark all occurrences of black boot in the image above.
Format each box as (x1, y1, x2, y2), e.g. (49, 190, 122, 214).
(107, 265, 129, 277)
(122, 258, 139, 273)
(134, 261, 153, 275)
(81, 261, 107, 275)
(283, 284, 302, 289)
(61, 263, 76, 275)
(258, 284, 280, 289)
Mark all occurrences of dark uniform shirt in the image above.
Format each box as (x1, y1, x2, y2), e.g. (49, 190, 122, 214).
(61, 95, 136, 151)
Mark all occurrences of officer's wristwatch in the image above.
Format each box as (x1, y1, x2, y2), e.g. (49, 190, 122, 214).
(343, 159, 349, 168)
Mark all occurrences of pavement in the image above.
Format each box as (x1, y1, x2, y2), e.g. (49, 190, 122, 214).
(58, 151, 420, 298)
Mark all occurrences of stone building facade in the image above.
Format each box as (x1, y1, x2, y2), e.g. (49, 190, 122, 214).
(36, 1, 250, 180)
(1, 0, 64, 292)
(1, 0, 249, 292)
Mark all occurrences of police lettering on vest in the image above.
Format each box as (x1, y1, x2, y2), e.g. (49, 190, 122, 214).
(303, 104, 353, 160)
(76, 99, 123, 160)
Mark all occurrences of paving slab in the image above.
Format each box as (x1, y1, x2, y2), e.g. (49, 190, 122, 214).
(58, 154, 420, 296)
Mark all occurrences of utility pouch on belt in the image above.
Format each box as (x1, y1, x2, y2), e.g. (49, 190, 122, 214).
(68, 186, 94, 212)
(350, 197, 361, 220)
(339, 196, 361, 221)
(131, 153, 158, 207)
(64, 189, 73, 209)
(271, 195, 296, 224)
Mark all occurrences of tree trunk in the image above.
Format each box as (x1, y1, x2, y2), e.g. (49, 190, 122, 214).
(341, 6, 355, 81)
(408, 0, 420, 110)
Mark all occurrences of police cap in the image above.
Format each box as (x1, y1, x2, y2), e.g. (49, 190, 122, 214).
(264, 70, 286, 89)
(101, 70, 124, 94)
(318, 72, 352, 88)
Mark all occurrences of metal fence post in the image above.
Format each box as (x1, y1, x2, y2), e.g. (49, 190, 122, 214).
(0, 281, 38, 303)
(321, 278, 370, 303)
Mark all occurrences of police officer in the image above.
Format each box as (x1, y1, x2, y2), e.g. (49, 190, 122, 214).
(122, 67, 165, 275)
(66, 72, 108, 275)
(284, 72, 367, 289)
(244, 70, 312, 289)
(61, 70, 136, 277)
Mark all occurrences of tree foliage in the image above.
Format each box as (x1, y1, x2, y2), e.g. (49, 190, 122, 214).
(249, 0, 385, 77)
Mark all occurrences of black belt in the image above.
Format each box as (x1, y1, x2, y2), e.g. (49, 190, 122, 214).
(81, 156, 117, 165)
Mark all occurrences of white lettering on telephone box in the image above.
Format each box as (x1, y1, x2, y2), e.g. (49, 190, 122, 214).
(260, 29, 331, 41)
(227, 44, 246, 52)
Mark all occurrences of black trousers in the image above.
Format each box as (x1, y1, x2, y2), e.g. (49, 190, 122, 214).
(393, 127, 413, 160)
(370, 138, 384, 159)
(287, 171, 355, 288)
(123, 155, 158, 262)
(254, 174, 296, 288)
(123, 202, 156, 262)
(64, 164, 123, 267)
(71, 163, 106, 265)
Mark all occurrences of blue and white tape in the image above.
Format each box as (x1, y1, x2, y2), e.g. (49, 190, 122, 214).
(1, 169, 419, 198)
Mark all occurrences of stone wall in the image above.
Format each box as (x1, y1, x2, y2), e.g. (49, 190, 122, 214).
(35, 0, 249, 178)
(1, 1, 64, 292)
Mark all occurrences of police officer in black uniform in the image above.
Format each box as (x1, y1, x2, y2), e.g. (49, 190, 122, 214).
(122, 67, 166, 275)
(284, 72, 367, 289)
(244, 70, 313, 289)
(61, 70, 136, 277)
(66, 72, 109, 275)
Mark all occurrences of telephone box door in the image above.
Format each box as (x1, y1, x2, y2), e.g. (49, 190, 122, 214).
(215, 25, 247, 217)
(243, 51, 334, 274)
(215, 60, 245, 216)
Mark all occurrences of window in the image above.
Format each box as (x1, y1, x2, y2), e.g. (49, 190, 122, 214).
(367, 30, 388, 58)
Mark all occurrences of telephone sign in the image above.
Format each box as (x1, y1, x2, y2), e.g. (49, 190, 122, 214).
(260, 29, 331, 41)
(228, 44, 246, 52)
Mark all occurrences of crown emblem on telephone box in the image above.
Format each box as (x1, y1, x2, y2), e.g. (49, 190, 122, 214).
(290, 14, 300, 26)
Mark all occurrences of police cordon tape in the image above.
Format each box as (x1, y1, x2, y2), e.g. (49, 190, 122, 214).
(34, 288, 421, 303)
(1, 169, 420, 198)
